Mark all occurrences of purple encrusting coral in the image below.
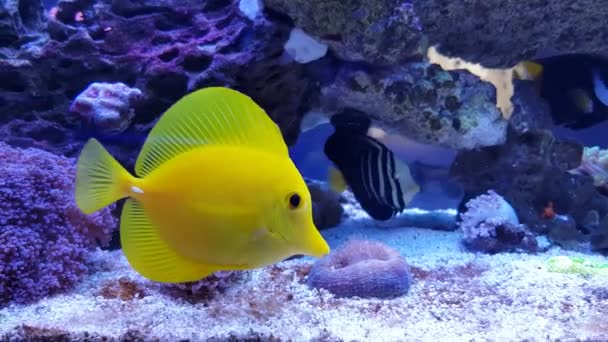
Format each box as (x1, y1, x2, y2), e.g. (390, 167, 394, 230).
(0, 142, 117, 306)
(307, 239, 411, 299)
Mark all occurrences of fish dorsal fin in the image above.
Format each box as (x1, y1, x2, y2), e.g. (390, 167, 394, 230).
(135, 87, 287, 177)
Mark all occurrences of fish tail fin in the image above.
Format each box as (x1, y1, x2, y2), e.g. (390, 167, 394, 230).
(394, 158, 420, 209)
(75, 138, 133, 214)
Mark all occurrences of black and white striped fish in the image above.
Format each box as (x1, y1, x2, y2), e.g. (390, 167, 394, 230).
(324, 112, 420, 221)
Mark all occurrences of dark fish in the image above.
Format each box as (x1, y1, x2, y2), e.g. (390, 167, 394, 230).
(521, 54, 608, 130)
(324, 112, 420, 221)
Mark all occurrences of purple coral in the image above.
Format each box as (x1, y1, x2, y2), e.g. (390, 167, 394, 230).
(459, 190, 538, 253)
(69, 82, 142, 135)
(307, 239, 411, 299)
(0, 143, 117, 305)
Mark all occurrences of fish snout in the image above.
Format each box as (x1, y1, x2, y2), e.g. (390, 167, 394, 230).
(301, 225, 330, 258)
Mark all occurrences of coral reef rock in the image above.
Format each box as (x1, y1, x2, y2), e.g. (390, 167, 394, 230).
(0, 142, 117, 306)
(306, 179, 345, 230)
(307, 239, 411, 299)
(414, 0, 608, 68)
(459, 190, 539, 253)
(321, 63, 507, 149)
(265, 0, 424, 66)
(451, 129, 608, 250)
(0, 0, 312, 164)
(283, 27, 328, 64)
(0, 0, 48, 59)
(508, 80, 554, 133)
(571, 146, 608, 195)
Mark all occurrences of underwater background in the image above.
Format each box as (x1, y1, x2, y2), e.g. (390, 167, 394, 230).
(1, 0, 608, 340)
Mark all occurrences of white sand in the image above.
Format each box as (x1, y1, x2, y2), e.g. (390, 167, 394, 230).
(1, 215, 608, 341)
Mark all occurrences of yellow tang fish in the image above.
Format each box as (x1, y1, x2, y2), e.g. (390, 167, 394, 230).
(75, 87, 330, 283)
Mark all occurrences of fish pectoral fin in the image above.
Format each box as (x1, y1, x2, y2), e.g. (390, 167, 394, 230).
(120, 198, 218, 283)
(134, 87, 289, 177)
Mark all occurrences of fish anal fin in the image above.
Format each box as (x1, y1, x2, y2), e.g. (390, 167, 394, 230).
(120, 198, 220, 283)
(135, 87, 288, 177)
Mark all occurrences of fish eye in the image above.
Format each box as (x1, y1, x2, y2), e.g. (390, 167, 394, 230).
(287, 192, 301, 209)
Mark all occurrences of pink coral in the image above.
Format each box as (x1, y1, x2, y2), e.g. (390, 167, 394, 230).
(307, 239, 411, 299)
(69, 82, 142, 135)
(0, 143, 117, 305)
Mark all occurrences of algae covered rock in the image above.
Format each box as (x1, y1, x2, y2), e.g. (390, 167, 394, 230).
(265, 0, 424, 65)
(321, 63, 507, 149)
(414, 0, 608, 68)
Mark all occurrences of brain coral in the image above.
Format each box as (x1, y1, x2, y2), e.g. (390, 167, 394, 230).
(307, 239, 411, 299)
(0, 142, 117, 305)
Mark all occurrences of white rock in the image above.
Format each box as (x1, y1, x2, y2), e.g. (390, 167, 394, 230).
(284, 28, 328, 64)
(239, 0, 263, 20)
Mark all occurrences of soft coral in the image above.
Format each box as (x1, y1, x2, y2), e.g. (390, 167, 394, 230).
(0, 142, 117, 305)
